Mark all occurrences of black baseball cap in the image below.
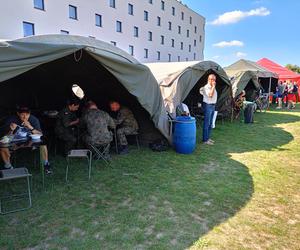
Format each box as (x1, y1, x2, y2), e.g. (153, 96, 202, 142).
(16, 105, 31, 113)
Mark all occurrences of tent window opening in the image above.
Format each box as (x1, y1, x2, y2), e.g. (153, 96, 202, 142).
(72, 84, 85, 100)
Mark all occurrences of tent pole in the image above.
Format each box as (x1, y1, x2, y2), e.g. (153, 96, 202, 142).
(267, 77, 272, 110)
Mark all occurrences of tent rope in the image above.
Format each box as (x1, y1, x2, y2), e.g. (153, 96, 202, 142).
(74, 49, 83, 62)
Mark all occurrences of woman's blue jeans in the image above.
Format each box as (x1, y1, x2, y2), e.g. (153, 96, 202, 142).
(202, 102, 216, 142)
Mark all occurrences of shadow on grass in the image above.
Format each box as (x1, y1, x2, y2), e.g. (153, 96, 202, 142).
(0, 111, 299, 249)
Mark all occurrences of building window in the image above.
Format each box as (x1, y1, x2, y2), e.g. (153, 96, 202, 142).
(181, 11, 184, 20)
(178, 25, 181, 34)
(178, 56, 181, 62)
(60, 30, 69, 34)
(189, 44, 191, 52)
(111, 41, 117, 46)
(157, 51, 161, 60)
(172, 7, 175, 16)
(95, 14, 102, 27)
(168, 53, 171, 62)
(186, 58, 188, 62)
(34, 0, 44, 10)
(134, 26, 139, 37)
(157, 16, 161, 26)
(171, 39, 175, 47)
(109, 0, 116, 8)
(149, 0, 153, 4)
(116, 21, 122, 32)
(189, 16, 192, 24)
(187, 29, 189, 38)
(144, 48, 148, 58)
(23, 22, 35, 37)
(128, 3, 133, 15)
(194, 26, 197, 33)
(129, 45, 134, 56)
(148, 31, 152, 41)
(161, 35, 164, 45)
(194, 53, 196, 60)
(194, 39, 197, 46)
(144, 11, 149, 21)
(200, 35, 202, 42)
(180, 42, 183, 50)
(161, 1, 165, 10)
(168, 21, 172, 30)
(69, 5, 77, 20)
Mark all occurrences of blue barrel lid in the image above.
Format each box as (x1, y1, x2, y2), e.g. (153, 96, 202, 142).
(176, 116, 195, 122)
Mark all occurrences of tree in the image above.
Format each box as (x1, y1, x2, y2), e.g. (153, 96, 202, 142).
(286, 64, 300, 74)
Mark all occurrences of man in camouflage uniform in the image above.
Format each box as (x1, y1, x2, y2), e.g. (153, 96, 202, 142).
(109, 101, 138, 154)
(55, 99, 80, 155)
(81, 101, 115, 157)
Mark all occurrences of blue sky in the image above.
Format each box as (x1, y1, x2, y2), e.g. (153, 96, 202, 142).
(183, 0, 300, 67)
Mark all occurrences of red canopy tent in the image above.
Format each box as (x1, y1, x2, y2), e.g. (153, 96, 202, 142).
(258, 58, 300, 103)
(257, 58, 300, 84)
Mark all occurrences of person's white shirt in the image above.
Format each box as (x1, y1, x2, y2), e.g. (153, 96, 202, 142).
(200, 83, 217, 104)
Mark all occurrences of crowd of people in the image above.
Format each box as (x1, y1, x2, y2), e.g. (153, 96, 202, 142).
(275, 80, 298, 109)
(0, 100, 139, 174)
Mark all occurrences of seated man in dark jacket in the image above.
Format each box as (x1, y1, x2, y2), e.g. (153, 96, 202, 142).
(0, 106, 52, 174)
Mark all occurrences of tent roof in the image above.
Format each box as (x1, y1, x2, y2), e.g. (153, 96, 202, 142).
(225, 59, 278, 79)
(0, 34, 170, 140)
(257, 58, 300, 82)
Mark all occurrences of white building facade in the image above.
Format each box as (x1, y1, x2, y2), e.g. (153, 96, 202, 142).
(0, 0, 205, 63)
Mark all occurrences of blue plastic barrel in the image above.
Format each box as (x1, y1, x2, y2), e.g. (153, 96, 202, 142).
(173, 116, 196, 154)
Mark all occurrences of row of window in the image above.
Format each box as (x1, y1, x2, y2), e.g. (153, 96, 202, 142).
(23, 20, 202, 49)
(33, 0, 199, 31)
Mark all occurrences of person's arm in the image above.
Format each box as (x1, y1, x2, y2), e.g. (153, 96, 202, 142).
(208, 83, 216, 97)
(23, 118, 42, 135)
(107, 113, 116, 130)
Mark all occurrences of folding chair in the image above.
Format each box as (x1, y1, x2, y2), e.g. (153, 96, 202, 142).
(66, 149, 92, 182)
(88, 144, 110, 165)
(0, 168, 32, 214)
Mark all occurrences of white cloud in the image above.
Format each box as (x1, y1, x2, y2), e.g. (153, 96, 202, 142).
(236, 52, 247, 58)
(213, 40, 244, 48)
(210, 7, 270, 25)
(212, 55, 220, 59)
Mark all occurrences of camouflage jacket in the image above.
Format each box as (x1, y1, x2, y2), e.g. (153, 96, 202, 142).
(81, 108, 116, 145)
(55, 107, 77, 136)
(114, 107, 138, 130)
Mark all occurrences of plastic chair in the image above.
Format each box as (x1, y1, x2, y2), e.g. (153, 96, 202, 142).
(66, 149, 92, 182)
(0, 167, 32, 214)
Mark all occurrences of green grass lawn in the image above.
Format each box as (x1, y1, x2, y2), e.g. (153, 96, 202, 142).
(1, 105, 300, 250)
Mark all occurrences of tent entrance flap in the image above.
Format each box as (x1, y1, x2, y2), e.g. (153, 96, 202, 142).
(183, 70, 232, 115)
(0, 50, 163, 144)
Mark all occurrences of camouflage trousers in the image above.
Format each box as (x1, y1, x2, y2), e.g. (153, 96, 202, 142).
(116, 127, 137, 146)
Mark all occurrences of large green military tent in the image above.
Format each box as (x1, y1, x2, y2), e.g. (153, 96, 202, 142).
(0, 35, 169, 142)
(225, 59, 278, 101)
(145, 61, 233, 117)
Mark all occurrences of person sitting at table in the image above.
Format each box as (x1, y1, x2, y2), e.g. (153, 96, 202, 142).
(0, 105, 52, 174)
(109, 101, 138, 155)
(80, 101, 116, 158)
(55, 98, 80, 156)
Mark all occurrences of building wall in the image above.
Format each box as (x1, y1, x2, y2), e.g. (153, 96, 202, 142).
(0, 0, 205, 63)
